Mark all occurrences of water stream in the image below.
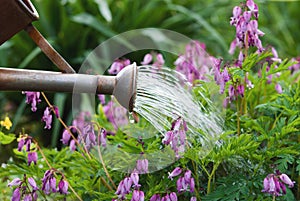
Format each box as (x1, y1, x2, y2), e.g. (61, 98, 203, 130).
(133, 65, 223, 147)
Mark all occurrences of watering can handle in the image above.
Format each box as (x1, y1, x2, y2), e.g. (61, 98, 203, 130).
(24, 24, 76, 74)
(0, 0, 76, 73)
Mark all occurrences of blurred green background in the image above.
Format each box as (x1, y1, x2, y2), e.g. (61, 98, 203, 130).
(0, 0, 299, 161)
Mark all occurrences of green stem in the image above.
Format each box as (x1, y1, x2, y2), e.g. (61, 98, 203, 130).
(243, 75, 247, 115)
(236, 97, 240, 136)
(272, 195, 276, 201)
(207, 163, 219, 194)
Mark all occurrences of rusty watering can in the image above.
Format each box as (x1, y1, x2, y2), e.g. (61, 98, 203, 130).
(0, 0, 137, 111)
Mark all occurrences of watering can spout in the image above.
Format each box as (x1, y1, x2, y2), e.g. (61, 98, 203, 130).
(0, 63, 137, 111)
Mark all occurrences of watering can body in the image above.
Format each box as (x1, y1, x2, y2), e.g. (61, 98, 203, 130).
(0, 0, 39, 45)
(0, 0, 137, 111)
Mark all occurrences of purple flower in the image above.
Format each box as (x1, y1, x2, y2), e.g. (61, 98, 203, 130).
(229, 39, 238, 55)
(17, 138, 25, 151)
(190, 197, 197, 201)
(23, 91, 41, 112)
(103, 100, 128, 130)
(176, 177, 184, 193)
(123, 177, 133, 193)
(58, 179, 68, 194)
(11, 187, 21, 201)
(161, 194, 170, 201)
(23, 194, 32, 201)
(8, 178, 22, 187)
(230, 6, 242, 26)
(25, 138, 32, 152)
(53, 106, 60, 118)
(150, 194, 161, 201)
(289, 57, 300, 73)
(28, 177, 38, 190)
(131, 190, 144, 201)
(184, 170, 192, 183)
(98, 94, 106, 105)
(115, 180, 125, 198)
(163, 118, 187, 158)
(80, 123, 96, 150)
(27, 152, 38, 166)
(190, 178, 195, 193)
(115, 177, 133, 199)
(213, 59, 230, 94)
(141, 53, 153, 65)
(61, 129, 71, 145)
(99, 128, 107, 147)
(271, 47, 282, 63)
(229, 84, 235, 98)
(69, 139, 76, 151)
(136, 159, 149, 174)
(154, 54, 165, 67)
(237, 85, 244, 97)
(275, 83, 282, 94)
(223, 97, 230, 108)
(279, 174, 295, 188)
(168, 167, 182, 180)
(72, 111, 90, 132)
(162, 131, 174, 145)
(169, 192, 177, 201)
(130, 172, 140, 188)
(49, 177, 57, 193)
(42, 170, 57, 195)
(108, 59, 131, 75)
(246, 0, 259, 19)
(42, 107, 52, 129)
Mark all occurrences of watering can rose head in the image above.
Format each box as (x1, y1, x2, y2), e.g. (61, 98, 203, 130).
(112, 62, 137, 112)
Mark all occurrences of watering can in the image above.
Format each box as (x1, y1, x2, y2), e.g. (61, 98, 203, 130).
(0, 0, 137, 111)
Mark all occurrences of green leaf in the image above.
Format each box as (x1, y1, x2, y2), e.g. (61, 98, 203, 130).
(242, 52, 272, 72)
(94, 0, 112, 22)
(0, 131, 16, 145)
(168, 4, 228, 52)
(274, 154, 294, 172)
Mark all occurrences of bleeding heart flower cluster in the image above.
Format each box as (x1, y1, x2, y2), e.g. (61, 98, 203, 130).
(174, 41, 212, 84)
(7, 170, 68, 201)
(41, 169, 68, 195)
(262, 170, 295, 196)
(22, 91, 41, 112)
(162, 117, 187, 158)
(141, 52, 165, 68)
(103, 100, 129, 130)
(114, 172, 143, 200)
(23, 91, 60, 130)
(150, 167, 196, 201)
(18, 135, 38, 166)
(229, 0, 264, 55)
(108, 58, 131, 75)
(61, 111, 107, 151)
(8, 175, 38, 201)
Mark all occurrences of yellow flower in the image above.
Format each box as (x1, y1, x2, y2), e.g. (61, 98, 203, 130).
(0, 116, 12, 130)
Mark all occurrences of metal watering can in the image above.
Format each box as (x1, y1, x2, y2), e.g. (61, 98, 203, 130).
(0, 0, 137, 111)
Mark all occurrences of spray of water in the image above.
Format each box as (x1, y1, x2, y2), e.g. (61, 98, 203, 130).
(134, 66, 223, 149)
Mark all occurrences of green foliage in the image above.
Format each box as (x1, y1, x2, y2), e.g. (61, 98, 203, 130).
(0, 132, 16, 145)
